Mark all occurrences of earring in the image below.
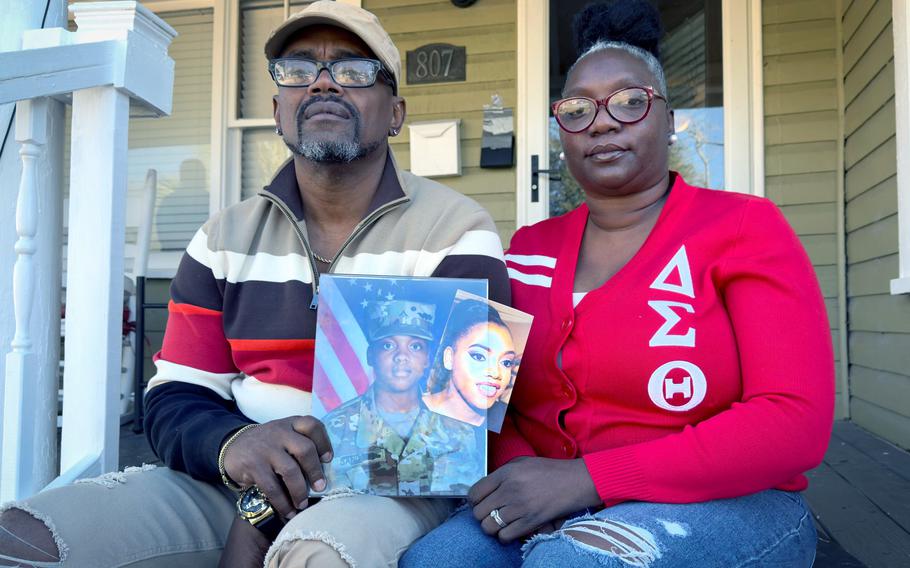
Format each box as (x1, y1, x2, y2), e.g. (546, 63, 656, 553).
(275, 126, 283, 136)
(558, 151, 565, 162)
(389, 128, 400, 136)
(668, 133, 678, 145)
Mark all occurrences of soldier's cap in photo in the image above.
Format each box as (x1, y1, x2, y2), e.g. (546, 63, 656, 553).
(368, 300, 435, 342)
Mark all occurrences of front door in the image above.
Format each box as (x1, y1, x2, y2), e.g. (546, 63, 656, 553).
(516, 0, 763, 226)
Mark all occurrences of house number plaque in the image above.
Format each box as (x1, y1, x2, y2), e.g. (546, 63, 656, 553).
(406, 43, 466, 85)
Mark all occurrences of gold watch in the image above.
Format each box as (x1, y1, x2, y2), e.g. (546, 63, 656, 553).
(237, 485, 283, 540)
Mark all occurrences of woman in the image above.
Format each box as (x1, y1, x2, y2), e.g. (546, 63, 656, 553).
(423, 299, 517, 428)
(402, 1, 833, 566)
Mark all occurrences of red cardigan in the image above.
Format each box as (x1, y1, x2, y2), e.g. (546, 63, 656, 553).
(494, 175, 834, 506)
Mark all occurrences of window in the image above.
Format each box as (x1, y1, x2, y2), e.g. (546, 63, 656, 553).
(63, 5, 214, 277)
(134, 10, 214, 253)
(227, 0, 317, 203)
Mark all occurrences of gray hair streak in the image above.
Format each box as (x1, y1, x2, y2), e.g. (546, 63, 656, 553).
(568, 40, 668, 101)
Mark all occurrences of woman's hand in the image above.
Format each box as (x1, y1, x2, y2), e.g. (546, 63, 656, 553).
(468, 457, 601, 543)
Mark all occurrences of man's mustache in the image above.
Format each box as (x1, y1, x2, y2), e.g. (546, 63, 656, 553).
(297, 95, 360, 123)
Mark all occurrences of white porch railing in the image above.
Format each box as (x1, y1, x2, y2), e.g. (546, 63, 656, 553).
(0, 1, 176, 502)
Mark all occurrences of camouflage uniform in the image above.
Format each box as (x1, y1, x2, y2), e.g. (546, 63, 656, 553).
(323, 385, 484, 497)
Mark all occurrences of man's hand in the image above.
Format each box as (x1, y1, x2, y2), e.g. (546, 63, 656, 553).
(468, 457, 600, 543)
(222, 416, 333, 520)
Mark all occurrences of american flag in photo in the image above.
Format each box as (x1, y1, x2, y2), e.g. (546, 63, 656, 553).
(312, 276, 374, 417)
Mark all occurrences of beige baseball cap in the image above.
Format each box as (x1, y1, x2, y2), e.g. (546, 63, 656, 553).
(264, 1, 401, 93)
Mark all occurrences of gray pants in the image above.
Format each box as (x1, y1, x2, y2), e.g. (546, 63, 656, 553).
(0, 465, 454, 567)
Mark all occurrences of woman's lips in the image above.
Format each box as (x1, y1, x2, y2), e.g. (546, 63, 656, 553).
(475, 382, 501, 398)
(586, 143, 627, 163)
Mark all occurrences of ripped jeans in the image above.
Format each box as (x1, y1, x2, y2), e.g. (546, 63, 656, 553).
(0, 465, 453, 567)
(400, 490, 817, 568)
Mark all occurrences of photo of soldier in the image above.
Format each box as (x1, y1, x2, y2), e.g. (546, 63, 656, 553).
(321, 300, 485, 496)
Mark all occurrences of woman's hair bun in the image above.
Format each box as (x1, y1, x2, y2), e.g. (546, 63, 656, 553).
(573, 0, 663, 59)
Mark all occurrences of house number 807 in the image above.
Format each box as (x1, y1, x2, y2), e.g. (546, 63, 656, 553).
(414, 48, 454, 79)
(407, 43, 466, 84)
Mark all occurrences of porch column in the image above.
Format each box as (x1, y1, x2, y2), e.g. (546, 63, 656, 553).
(58, 86, 131, 476)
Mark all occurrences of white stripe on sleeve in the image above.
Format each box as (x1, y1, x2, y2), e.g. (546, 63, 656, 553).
(146, 359, 239, 400)
(508, 267, 553, 288)
(505, 254, 557, 268)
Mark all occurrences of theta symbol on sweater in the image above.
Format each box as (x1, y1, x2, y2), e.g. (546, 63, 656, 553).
(647, 361, 706, 411)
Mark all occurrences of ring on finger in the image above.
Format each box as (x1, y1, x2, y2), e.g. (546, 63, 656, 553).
(490, 508, 507, 529)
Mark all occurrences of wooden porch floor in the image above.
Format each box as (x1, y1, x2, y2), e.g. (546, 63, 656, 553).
(806, 421, 910, 567)
(119, 420, 909, 567)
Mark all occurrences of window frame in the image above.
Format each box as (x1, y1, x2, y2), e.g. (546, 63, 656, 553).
(891, 0, 910, 295)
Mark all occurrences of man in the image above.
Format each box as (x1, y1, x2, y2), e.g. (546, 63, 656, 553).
(0, 2, 508, 567)
(324, 301, 483, 496)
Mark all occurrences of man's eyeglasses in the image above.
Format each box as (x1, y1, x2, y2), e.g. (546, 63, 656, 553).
(269, 57, 396, 93)
(551, 86, 667, 133)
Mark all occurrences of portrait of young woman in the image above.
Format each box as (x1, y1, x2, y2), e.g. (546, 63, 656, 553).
(422, 298, 519, 432)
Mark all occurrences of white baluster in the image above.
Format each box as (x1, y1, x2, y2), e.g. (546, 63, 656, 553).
(1, 97, 48, 502)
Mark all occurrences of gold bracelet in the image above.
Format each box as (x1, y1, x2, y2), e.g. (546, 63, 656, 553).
(218, 423, 258, 492)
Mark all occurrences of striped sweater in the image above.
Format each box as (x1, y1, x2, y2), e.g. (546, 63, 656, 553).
(144, 153, 510, 481)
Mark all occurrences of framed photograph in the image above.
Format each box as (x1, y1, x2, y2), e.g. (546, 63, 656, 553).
(423, 290, 533, 434)
(313, 274, 488, 497)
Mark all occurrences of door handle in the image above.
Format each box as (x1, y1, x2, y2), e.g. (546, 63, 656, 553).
(531, 154, 561, 202)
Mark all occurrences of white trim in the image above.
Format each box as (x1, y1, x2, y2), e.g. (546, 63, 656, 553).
(749, 0, 765, 198)
(223, 0, 243, 209)
(141, 0, 213, 11)
(226, 127, 243, 206)
(515, 0, 549, 227)
(892, 0, 910, 294)
(228, 117, 276, 128)
(227, 0, 240, 123)
(67, 0, 214, 21)
(210, 0, 229, 216)
(722, 0, 764, 196)
(834, 0, 851, 419)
